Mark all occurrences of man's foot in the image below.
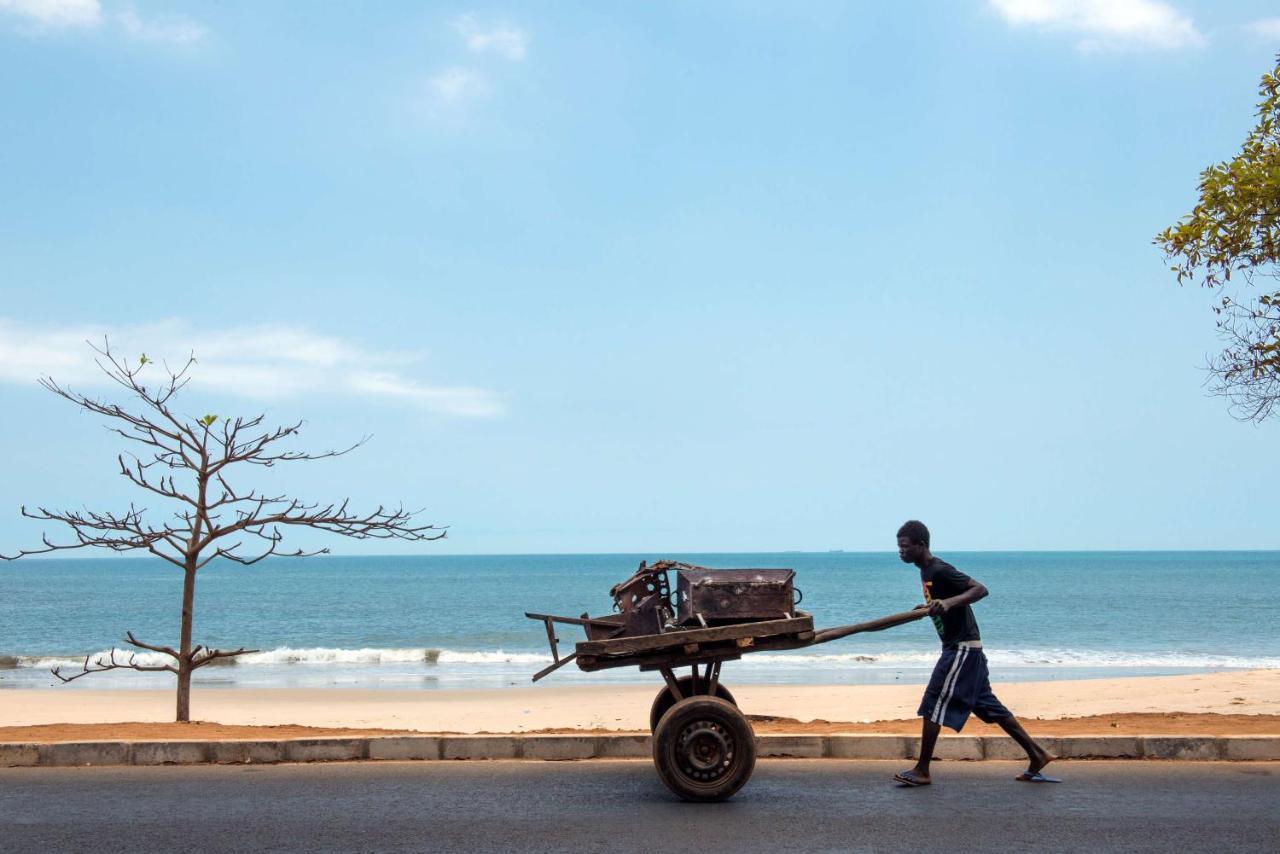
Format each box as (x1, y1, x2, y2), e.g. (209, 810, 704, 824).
(893, 769, 931, 787)
(1027, 748, 1054, 776)
(1015, 749, 1059, 782)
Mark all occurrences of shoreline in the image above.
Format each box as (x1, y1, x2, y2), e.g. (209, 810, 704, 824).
(1, 669, 1275, 737)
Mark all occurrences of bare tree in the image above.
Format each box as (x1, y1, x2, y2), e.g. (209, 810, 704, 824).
(2, 340, 445, 722)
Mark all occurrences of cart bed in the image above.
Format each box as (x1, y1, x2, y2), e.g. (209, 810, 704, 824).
(575, 611, 815, 672)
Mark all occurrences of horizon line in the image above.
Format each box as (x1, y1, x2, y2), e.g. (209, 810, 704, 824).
(4, 547, 1279, 561)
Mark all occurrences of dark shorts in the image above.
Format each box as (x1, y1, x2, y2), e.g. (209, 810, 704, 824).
(917, 643, 1011, 732)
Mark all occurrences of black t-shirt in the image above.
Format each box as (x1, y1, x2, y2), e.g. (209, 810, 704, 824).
(919, 557, 981, 647)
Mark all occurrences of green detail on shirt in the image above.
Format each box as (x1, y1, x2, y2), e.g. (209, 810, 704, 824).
(922, 580, 945, 637)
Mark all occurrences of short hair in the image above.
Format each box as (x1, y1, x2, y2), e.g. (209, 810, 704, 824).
(897, 520, 930, 547)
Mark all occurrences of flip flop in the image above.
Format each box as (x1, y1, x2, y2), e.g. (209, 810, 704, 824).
(893, 771, 931, 787)
(1016, 771, 1062, 783)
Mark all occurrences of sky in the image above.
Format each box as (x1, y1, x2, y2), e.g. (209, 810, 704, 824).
(1, 0, 1278, 555)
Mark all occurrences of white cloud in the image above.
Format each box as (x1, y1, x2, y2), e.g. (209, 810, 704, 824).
(0, 319, 504, 418)
(989, 0, 1205, 51)
(454, 14, 527, 61)
(0, 0, 205, 45)
(428, 66, 488, 103)
(414, 14, 526, 119)
(0, 0, 101, 29)
(116, 5, 205, 46)
(347, 372, 503, 418)
(1247, 18, 1280, 40)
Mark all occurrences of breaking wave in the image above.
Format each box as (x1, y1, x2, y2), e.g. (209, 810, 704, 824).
(7, 647, 552, 669)
(6, 646, 1280, 673)
(738, 649, 1280, 670)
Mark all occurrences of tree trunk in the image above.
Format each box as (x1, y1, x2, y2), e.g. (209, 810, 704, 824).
(176, 565, 197, 723)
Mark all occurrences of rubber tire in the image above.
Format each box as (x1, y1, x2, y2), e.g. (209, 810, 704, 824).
(652, 696, 756, 802)
(649, 677, 737, 732)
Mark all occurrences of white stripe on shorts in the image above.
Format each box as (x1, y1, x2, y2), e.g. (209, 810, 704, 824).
(930, 643, 973, 725)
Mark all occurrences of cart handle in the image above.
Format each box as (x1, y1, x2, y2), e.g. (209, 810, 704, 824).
(811, 607, 928, 645)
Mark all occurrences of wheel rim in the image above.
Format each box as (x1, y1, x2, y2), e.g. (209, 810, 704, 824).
(675, 719, 734, 783)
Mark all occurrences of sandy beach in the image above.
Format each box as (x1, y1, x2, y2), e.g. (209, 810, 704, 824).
(2, 669, 1276, 741)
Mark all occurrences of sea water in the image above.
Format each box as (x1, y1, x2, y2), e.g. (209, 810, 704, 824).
(1, 551, 1275, 690)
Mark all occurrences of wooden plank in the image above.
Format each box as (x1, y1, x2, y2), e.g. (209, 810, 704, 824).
(577, 649, 745, 673)
(743, 630, 815, 652)
(575, 613, 813, 657)
(531, 653, 578, 682)
(574, 628, 818, 673)
(524, 612, 628, 629)
(809, 609, 928, 644)
(659, 668, 683, 700)
(637, 650, 743, 672)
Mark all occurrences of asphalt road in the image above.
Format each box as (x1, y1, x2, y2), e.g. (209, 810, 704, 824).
(2, 760, 1277, 853)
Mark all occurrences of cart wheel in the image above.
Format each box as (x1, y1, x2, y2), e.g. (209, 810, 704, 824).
(652, 696, 756, 802)
(649, 677, 737, 732)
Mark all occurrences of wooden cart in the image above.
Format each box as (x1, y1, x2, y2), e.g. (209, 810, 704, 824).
(527, 592, 926, 801)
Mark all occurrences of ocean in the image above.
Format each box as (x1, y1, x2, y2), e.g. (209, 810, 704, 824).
(1, 551, 1275, 691)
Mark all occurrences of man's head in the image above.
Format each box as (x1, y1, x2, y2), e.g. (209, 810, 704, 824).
(896, 520, 930, 565)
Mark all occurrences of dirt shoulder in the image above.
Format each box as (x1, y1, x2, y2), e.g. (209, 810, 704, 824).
(4, 712, 1279, 743)
(749, 712, 1280, 736)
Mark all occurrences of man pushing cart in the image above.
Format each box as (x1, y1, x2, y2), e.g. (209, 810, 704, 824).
(526, 529, 1058, 801)
(892, 520, 1057, 787)
(525, 558, 928, 799)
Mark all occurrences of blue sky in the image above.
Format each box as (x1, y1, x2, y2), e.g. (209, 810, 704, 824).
(1, 0, 1278, 555)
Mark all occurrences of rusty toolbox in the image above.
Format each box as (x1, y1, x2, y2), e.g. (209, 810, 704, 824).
(609, 561, 674, 636)
(675, 568, 798, 625)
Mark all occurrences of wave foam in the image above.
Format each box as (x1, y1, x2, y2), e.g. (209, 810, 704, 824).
(738, 648, 1280, 670)
(238, 648, 442, 666)
(8, 646, 1280, 672)
(233, 647, 549, 666)
(9, 647, 552, 669)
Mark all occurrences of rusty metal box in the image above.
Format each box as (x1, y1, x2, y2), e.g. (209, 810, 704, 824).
(675, 568, 797, 625)
(582, 613, 628, 641)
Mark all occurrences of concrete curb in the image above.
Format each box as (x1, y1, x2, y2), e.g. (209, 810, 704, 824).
(2, 735, 1277, 768)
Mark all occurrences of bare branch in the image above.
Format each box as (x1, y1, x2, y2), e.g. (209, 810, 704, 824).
(205, 536, 331, 567)
(124, 631, 179, 659)
(88, 339, 205, 452)
(202, 499, 445, 553)
(1207, 289, 1280, 422)
(190, 645, 259, 669)
(1, 502, 181, 560)
(209, 418, 367, 475)
(50, 645, 177, 683)
(117, 454, 198, 506)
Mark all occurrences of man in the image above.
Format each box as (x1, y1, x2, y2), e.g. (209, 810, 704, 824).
(893, 519, 1057, 786)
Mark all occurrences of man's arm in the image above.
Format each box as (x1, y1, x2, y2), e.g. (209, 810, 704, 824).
(927, 576, 988, 616)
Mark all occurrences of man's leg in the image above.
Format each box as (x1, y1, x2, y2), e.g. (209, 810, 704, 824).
(910, 717, 942, 781)
(901, 648, 958, 785)
(972, 653, 1055, 777)
(994, 716, 1053, 776)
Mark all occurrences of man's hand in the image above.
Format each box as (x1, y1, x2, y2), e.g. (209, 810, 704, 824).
(927, 599, 950, 617)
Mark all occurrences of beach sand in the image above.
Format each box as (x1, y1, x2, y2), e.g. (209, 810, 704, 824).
(1, 669, 1276, 741)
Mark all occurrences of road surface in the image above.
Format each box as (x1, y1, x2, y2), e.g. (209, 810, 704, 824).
(2, 760, 1276, 852)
